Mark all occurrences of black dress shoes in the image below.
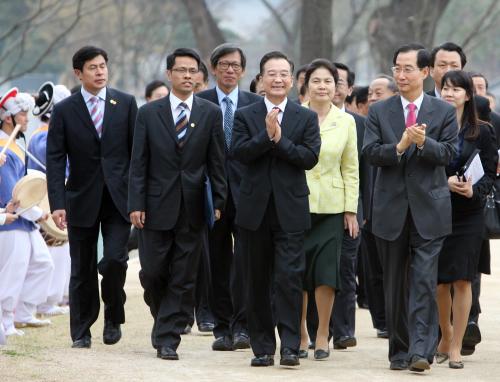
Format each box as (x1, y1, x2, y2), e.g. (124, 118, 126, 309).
(461, 322, 481, 355)
(298, 349, 309, 359)
(389, 359, 408, 370)
(308, 341, 315, 350)
(251, 355, 274, 367)
(157, 346, 179, 360)
(103, 320, 122, 345)
(314, 349, 330, 360)
(198, 322, 215, 333)
(280, 348, 300, 366)
(333, 336, 357, 349)
(233, 332, 250, 350)
(72, 336, 91, 348)
(212, 336, 233, 351)
(376, 328, 389, 339)
(408, 355, 430, 372)
(181, 324, 192, 335)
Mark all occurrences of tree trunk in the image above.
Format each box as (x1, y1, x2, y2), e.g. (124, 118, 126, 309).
(182, 0, 225, 62)
(367, 0, 450, 73)
(299, 0, 333, 65)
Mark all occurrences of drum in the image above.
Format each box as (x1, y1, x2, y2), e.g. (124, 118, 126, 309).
(38, 192, 68, 247)
(12, 170, 47, 209)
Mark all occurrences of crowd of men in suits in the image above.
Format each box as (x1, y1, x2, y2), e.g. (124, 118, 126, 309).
(1, 40, 499, 374)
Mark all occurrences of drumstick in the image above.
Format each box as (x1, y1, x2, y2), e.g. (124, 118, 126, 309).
(0, 124, 22, 156)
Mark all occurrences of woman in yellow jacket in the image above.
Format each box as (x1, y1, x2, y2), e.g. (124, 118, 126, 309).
(299, 59, 359, 360)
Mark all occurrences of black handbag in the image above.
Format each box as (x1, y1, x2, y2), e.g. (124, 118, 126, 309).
(484, 184, 500, 239)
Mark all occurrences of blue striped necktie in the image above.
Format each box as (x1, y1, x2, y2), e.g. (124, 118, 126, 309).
(223, 96, 234, 151)
(176, 102, 188, 146)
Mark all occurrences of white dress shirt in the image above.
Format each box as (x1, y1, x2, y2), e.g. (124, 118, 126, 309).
(170, 92, 194, 121)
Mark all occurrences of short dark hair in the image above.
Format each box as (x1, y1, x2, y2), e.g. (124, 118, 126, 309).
(373, 74, 398, 93)
(352, 86, 369, 106)
(392, 43, 430, 69)
(295, 64, 309, 80)
(72, 46, 108, 71)
(430, 42, 467, 68)
(304, 59, 339, 87)
(199, 61, 209, 82)
(166, 48, 201, 71)
(145, 80, 168, 99)
(210, 43, 246, 70)
(249, 78, 257, 93)
(441, 70, 479, 140)
(469, 72, 489, 90)
(259, 51, 294, 75)
(333, 62, 355, 87)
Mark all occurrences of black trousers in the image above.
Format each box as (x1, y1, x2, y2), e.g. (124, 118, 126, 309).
(361, 227, 386, 330)
(67, 186, 129, 341)
(138, 207, 203, 350)
(208, 193, 247, 339)
(376, 213, 444, 363)
(243, 199, 305, 356)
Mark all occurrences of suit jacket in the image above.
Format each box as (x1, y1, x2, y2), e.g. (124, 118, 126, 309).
(196, 87, 261, 206)
(304, 103, 359, 214)
(231, 99, 321, 232)
(362, 94, 458, 241)
(47, 88, 137, 227)
(127, 94, 227, 231)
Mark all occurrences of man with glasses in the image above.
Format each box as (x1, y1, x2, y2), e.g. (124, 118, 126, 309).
(128, 48, 227, 360)
(198, 43, 261, 352)
(363, 43, 458, 372)
(232, 51, 320, 367)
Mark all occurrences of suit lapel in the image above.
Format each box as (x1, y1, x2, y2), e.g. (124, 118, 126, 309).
(237, 90, 249, 108)
(281, 100, 300, 136)
(101, 88, 117, 139)
(157, 95, 178, 143)
(251, 100, 268, 132)
(72, 93, 100, 140)
(388, 96, 405, 142)
(183, 97, 203, 146)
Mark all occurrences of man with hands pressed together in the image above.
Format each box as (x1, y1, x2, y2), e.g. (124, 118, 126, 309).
(231, 51, 321, 368)
(128, 48, 226, 361)
(363, 43, 458, 373)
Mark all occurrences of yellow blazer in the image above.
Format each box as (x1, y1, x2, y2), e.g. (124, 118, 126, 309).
(304, 103, 359, 214)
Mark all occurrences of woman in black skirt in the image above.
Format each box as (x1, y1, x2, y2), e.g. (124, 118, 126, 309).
(435, 70, 497, 369)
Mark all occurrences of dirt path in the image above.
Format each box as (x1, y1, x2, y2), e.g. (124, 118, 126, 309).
(1, 242, 499, 382)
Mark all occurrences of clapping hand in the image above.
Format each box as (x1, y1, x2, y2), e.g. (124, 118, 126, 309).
(406, 123, 426, 147)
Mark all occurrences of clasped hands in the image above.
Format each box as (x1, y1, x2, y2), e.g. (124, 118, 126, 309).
(397, 123, 426, 153)
(448, 175, 473, 198)
(266, 108, 282, 143)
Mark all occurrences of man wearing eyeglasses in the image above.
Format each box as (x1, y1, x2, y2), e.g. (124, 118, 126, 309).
(128, 48, 227, 360)
(197, 43, 261, 352)
(363, 43, 458, 373)
(232, 51, 320, 367)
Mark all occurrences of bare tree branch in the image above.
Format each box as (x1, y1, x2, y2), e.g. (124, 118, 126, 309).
(461, 0, 499, 49)
(333, 0, 370, 56)
(261, 0, 293, 44)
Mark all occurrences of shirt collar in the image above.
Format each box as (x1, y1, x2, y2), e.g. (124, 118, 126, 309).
(81, 86, 106, 103)
(339, 104, 346, 112)
(400, 92, 424, 111)
(216, 86, 239, 107)
(434, 86, 442, 99)
(170, 92, 194, 111)
(264, 97, 287, 113)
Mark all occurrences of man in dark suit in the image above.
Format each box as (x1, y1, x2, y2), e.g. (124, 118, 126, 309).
(128, 48, 226, 361)
(197, 43, 261, 351)
(363, 43, 458, 372)
(428, 42, 467, 99)
(232, 51, 320, 367)
(47, 46, 138, 348)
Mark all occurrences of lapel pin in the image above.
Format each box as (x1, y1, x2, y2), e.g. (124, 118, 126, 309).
(110, 99, 117, 105)
(190, 122, 195, 128)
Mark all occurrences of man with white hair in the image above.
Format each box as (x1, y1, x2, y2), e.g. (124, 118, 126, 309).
(29, 82, 72, 317)
(0, 88, 54, 336)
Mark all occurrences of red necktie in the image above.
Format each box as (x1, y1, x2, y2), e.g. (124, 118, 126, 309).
(406, 103, 416, 128)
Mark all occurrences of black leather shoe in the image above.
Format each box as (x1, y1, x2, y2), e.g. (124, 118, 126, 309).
(314, 349, 330, 360)
(461, 322, 481, 355)
(72, 336, 91, 348)
(233, 333, 250, 350)
(251, 355, 274, 367)
(280, 348, 300, 366)
(157, 346, 179, 360)
(103, 321, 121, 345)
(389, 360, 408, 370)
(308, 341, 315, 350)
(333, 336, 357, 349)
(198, 322, 215, 332)
(298, 349, 308, 359)
(212, 336, 233, 351)
(182, 324, 192, 335)
(408, 355, 430, 372)
(376, 329, 389, 339)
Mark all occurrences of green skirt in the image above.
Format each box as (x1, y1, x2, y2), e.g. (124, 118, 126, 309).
(303, 213, 344, 291)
